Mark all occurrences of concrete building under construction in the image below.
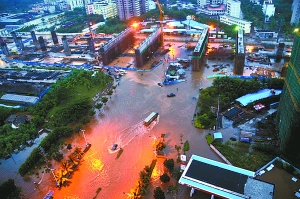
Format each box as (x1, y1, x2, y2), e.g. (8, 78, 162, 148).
(234, 29, 245, 75)
(275, 31, 300, 156)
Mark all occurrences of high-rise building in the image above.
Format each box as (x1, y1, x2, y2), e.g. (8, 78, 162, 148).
(226, 0, 241, 18)
(275, 31, 300, 157)
(262, 0, 275, 22)
(116, 0, 146, 20)
(291, 0, 300, 25)
(65, 0, 84, 10)
(86, 2, 117, 19)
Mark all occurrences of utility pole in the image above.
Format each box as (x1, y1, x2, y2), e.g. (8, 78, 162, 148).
(216, 94, 220, 131)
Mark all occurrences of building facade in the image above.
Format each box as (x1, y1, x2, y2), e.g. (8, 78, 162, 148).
(275, 32, 300, 156)
(262, 0, 275, 22)
(291, 0, 300, 25)
(219, 15, 251, 34)
(65, 0, 84, 10)
(86, 2, 117, 19)
(226, 0, 241, 18)
(116, 0, 147, 20)
(197, 4, 226, 17)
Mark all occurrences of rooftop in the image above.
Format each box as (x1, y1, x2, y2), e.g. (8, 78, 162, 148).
(179, 155, 275, 199)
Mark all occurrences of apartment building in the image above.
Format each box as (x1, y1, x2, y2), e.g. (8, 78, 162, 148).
(219, 15, 251, 33)
(86, 2, 117, 19)
(226, 0, 241, 18)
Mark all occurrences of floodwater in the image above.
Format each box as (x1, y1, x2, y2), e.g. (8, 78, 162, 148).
(1, 41, 270, 199)
(0, 51, 223, 199)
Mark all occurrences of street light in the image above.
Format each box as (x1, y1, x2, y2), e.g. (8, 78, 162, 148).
(47, 167, 59, 187)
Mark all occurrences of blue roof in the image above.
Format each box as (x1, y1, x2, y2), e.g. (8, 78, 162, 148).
(236, 89, 282, 106)
(214, 132, 223, 139)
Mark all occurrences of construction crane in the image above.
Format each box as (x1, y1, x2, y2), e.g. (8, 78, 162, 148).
(156, 0, 164, 48)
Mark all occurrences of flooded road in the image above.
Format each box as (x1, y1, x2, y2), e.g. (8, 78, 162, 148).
(48, 64, 220, 199)
(0, 41, 232, 199)
(11, 58, 221, 198)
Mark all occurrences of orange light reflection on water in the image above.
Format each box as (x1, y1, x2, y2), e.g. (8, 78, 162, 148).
(90, 158, 104, 172)
(151, 165, 162, 180)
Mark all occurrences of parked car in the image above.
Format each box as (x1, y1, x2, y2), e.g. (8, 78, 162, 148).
(158, 83, 163, 87)
(112, 144, 118, 150)
(167, 93, 176, 97)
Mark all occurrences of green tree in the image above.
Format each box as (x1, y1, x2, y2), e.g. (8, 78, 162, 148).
(101, 97, 108, 104)
(167, 184, 179, 196)
(95, 103, 103, 109)
(160, 173, 170, 183)
(153, 187, 165, 199)
(183, 140, 190, 152)
(0, 179, 22, 199)
(163, 159, 175, 171)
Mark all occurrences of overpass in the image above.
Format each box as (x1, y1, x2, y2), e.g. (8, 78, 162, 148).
(135, 28, 163, 68)
(191, 27, 209, 71)
(99, 27, 134, 65)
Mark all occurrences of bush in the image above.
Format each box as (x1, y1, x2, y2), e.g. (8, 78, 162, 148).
(95, 103, 103, 109)
(154, 187, 165, 199)
(160, 173, 170, 183)
(205, 134, 214, 145)
(164, 159, 175, 171)
(183, 141, 190, 152)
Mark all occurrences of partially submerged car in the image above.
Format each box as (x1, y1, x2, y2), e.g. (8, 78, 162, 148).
(158, 83, 163, 87)
(167, 93, 176, 97)
(112, 144, 118, 150)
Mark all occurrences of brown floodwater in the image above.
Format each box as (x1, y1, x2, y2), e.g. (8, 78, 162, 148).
(0, 42, 233, 199)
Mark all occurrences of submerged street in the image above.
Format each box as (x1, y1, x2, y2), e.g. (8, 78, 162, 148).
(0, 40, 268, 198)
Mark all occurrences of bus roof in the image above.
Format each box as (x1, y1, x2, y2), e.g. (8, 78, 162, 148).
(144, 112, 158, 123)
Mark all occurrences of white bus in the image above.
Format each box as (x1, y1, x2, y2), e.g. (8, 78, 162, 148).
(143, 112, 159, 126)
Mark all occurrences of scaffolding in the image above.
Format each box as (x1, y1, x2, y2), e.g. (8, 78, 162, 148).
(275, 32, 300, 153)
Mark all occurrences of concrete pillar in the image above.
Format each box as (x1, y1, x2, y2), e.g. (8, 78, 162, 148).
(17, 37, 24, 50)
(135, 49, 143, 68)
(62, 35, 70, 53)
(38, 36, 47, 52)
(51, 31, 58, 45)
(0, 38, 10, 56)
(11, 31, 19, 47)
(87, 37, 94, 53)
(31, 31, 37, 43)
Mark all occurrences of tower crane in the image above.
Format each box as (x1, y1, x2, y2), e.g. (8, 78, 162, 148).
(156, 0, 164, 48)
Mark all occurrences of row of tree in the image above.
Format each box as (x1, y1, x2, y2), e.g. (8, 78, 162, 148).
(16, 69, 113, 175)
